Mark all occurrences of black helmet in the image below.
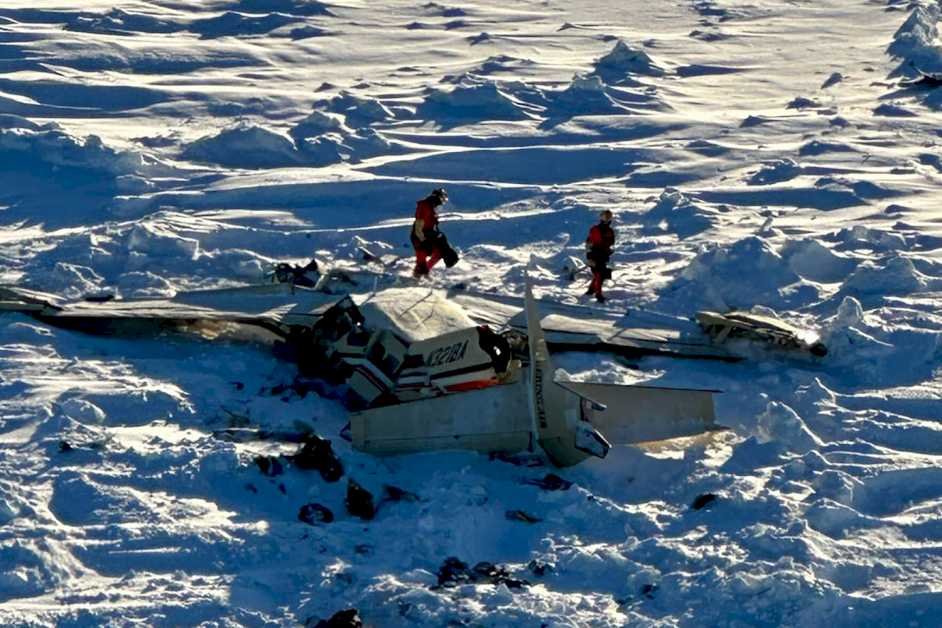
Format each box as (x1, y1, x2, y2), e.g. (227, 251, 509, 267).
(429, 188, 448, 205)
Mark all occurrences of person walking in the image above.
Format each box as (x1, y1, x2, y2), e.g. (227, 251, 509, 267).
(411, 188, 457, 277)
(585, 210, 615, 302)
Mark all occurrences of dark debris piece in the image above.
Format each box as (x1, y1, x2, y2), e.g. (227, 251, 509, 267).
(254, 455, 285, 477)
(434, 557, 530, 590)
(912, 74, 942, 88)
(382, 484, 420, 503)
(641, 584, 659, 599)
(310, 608, 362, 628)
(290, 435, 344, 482)
(691, 493, 718, 510)
(345, 478, 375, 520)
(489, 451, 545, 467)
(435, 557, 473, 588)
(57, 440, 104, 453)
(269, 376, 321, 399)
(364, 485, 421, 518)
(505, 509, 542, 524)
(298, 502, 334, 525)
(527, 560, 554, 577)
(523, 473, 572, 491)
(471, 561, 529, 589)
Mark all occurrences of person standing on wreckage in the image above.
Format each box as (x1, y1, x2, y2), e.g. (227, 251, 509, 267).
(411, 187, 459, 278)
(585, 209, 616, 303)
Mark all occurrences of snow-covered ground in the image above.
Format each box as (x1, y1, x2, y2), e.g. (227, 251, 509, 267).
(1, 0, 942, 625)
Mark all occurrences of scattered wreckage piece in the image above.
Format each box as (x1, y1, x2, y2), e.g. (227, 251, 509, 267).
(269, 259, 321, 288)
(560, 255, 588, 281)
(695, 310, 827, 357)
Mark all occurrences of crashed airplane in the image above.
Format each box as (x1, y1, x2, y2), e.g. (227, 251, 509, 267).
(349, 278, 722, 467)
(0, 264, 801, 467)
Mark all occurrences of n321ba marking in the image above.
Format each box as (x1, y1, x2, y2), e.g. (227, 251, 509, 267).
(425, 339, 468, 367)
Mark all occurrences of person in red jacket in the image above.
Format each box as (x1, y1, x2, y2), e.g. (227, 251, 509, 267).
(585, 210, 616, 302)
(411, 188, 454, 277)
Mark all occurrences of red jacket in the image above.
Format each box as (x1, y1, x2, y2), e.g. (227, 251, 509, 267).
(587, 222, 615, 255)
(414, 199, 439, 231)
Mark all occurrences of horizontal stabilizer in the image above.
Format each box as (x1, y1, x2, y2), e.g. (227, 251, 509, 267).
(563, 382, 719, 444)
(554, 379, 608, 411)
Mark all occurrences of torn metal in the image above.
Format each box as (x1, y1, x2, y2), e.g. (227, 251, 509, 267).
(696, 309, 827, 357)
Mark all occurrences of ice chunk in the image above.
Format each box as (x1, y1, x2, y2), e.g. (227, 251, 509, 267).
(843, 256, 926, 294)
(417, 81, 532, 122)
(182, 124, 302, 169)
(748, 159, 801, 185)
(593, 40, 665, 80)
(781, 239, 855, 283)
(0, 123, 143, 176)
(757, 401, 823, 454)
(128, 223, 200, 260)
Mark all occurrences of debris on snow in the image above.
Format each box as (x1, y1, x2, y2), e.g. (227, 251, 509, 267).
(345, 479, 375, 520)
(298, 502, 334, 525)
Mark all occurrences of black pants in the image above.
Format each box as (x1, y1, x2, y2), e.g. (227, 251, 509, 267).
(588, 255, 611, 295)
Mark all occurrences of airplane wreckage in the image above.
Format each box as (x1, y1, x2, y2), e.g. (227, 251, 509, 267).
(0, 262, 826, 468)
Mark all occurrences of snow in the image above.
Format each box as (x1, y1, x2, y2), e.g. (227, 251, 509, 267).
(182, 124, 304, 169)
(417, 80, 536, 124)
(2, 0, 942, 626)
(0, 121, 145, 177)
(888, 2, 942, 77)
(593, 40, 666, 82)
